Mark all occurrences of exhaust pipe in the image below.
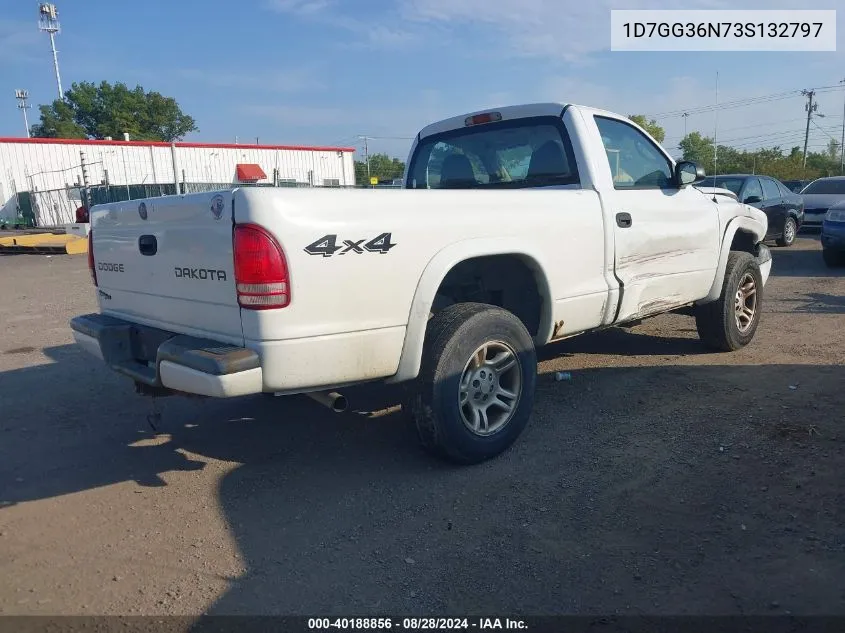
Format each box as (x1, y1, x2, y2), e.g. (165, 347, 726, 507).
(306, 390, 348, 413)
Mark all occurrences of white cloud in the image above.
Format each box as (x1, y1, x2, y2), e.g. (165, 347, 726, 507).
(266, 0, 830, 61)
(256, 0, 844, 157)
(177, 67, 326, 94)
(243, 104, 346, 127)
(265, 0, 334, 15)
(266, 0, 420, 50)
(400, 0, 815, 61)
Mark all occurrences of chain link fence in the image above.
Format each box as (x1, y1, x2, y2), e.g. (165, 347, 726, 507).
(16, 179, 392, 229)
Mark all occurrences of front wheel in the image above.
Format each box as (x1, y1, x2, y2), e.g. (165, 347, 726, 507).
(406, 303, 537, 464)
(695, 251, 763, 352)
(776, 217, 797, 247)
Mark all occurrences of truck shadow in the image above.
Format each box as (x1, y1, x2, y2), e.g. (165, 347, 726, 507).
(2, 342, 845, 615)
(203, 362, 845, 616)
(538, 326, 706, 360)
(769, 238, 844, 279)
(778, 292, 845, 315)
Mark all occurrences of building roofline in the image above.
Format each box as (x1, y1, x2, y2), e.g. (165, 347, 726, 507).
(0, 137, 356, 152)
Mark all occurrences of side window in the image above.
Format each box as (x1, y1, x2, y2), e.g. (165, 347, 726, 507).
(761, 178, 781, 201)
(776, 181, 793, 197)
(594, 116, 673, 189)
(742, 178, 763, 202)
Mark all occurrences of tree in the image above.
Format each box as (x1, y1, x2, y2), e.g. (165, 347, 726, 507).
(31, 81, 197, 141)
(628, 114, 665, 143)
(679, 132, 715, 171)
(826, 139, 841, 162)
(678, 130, 841, 180)
(354, 153, 405, 185)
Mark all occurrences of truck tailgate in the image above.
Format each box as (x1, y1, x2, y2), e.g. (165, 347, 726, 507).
(90, 191, 244, 345)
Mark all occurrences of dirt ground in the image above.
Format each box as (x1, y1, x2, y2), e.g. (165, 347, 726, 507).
(0, 235, 843, 617)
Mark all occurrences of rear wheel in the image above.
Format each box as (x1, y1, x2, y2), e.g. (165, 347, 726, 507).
(695, 251, 763, 352)
(822, 247, 845, 268)
(406, 303, 537, 464)
(776, 217, 797, 247)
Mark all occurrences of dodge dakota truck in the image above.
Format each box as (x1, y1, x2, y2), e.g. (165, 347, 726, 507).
(70, 102, 772, 464)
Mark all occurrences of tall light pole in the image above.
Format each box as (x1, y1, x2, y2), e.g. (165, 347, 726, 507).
(682, 112, 689, 137)
(15, 90, 31, 137)
(38, 4, 63, 100)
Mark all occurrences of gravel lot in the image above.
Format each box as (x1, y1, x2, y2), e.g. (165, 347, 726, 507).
(1, 235, 844, 616)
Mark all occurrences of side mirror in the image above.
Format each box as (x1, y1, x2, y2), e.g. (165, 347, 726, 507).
(675, 161, 705, 187)
(743, 195, 762, 205)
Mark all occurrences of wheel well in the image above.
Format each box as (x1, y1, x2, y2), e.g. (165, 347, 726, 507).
(730, 229, 757, 254)
(432, 255, 546, 337)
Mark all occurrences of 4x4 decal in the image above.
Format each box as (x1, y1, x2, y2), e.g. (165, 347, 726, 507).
(304, 233, 396, 258)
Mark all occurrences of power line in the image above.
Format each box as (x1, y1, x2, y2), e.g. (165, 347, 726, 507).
(356, 135, 415, 141)
(811, 118, 840, 144)
(648, 90, 801, 119)
(664, 117, 807, 142)
(674, 123, 841, 148)
(648, 82, 845, 120)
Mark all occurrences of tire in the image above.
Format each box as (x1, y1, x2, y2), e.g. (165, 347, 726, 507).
(695, 251, 763, 352)
(405, 303, 537, 464)
(776, 217, 797, 247)
(822, 248, 845, 268)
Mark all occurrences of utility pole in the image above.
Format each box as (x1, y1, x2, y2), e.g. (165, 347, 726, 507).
(15, 90, 31, 137)
(801, 89, 817, 170)
(840, 78, 845, 175)
(358, 135, 371, 184)
(682, 112, 689, 138)
(79, 151, 90, 211)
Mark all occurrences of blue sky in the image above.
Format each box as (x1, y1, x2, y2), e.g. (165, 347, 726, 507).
(1, 0, 843, 160)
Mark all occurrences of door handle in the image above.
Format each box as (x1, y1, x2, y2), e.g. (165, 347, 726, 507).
(138, 234, 157, 256)
(616, 212, 632, 228)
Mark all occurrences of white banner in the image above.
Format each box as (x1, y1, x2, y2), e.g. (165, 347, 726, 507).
(610, 10, 836, 51)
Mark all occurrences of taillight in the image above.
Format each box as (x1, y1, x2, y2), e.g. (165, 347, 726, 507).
(233, 224, 289, 309)
(88, 231, 97, 286)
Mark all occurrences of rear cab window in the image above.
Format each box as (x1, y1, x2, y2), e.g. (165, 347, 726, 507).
(406, 116, 580, 189)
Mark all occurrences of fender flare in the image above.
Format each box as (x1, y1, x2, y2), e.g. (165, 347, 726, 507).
(700, 215, 767, 304)
(386, 237, 554, 384)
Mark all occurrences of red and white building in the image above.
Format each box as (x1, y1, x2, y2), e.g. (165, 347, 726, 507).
(0, 136, 356, 226)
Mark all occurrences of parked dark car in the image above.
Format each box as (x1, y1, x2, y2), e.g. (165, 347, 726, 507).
(821, 200, 845, 267)
(797, 177, 845, 228)
(695, 174, 804, 247)
(782, 179, 812, 194)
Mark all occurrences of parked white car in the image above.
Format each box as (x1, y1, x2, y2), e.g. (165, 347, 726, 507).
(71, 102, 771, 463)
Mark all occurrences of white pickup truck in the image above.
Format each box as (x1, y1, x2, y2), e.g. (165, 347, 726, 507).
(71, 102, 771, 464)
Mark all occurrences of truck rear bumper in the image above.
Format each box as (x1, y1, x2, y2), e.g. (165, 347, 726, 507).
(70, 314, 263, 398)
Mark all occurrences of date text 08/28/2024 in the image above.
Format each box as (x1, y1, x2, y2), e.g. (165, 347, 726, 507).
(307, 618, 527, 630)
